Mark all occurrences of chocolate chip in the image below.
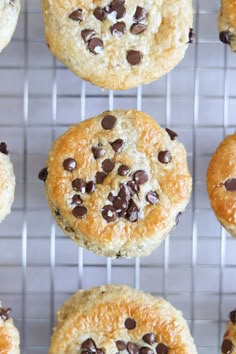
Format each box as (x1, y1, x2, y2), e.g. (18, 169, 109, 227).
(118, 184, 131, 202)
(127, 342, 139, 354)
(224, 178, 236, 191)
(221, 339, 233, 354)
(188, 28, 195, 43)
(142, 333, 157, 345)
(110, 139, 124, 152)
(101, 159, 115, 173)
(139, 348, 153, 354)
(110, 22, 125, 37)
(0, 308, 11, 321)
(86, 181, 95, 193)
(126, 50, 143, 65)
(219, 31, 233, 44)
(118, 165, 130, 176)
(72, 205, 87, 218)
(146, 191, 159, 205)
(109, 0, 126, 19)
(63, 158, 77, 172)
(0, 142, 8, 155)
(229, 309, 236, 324)
(116, 340, 127, 350)
(72, 178, 86, 193)
(81, 29, 96, 43)
(131, 23, 147, 34)
(158, 151, 172, 164)
(102, 205, 117, 222)
(88, 38, 104, 54)
(96, 350, 104, 354)
(127, 180, 139, 196)
(165, 128, 178, 141)
(71, 194, 83, 205)
(133, 170, 148, 185)
(68, 9, 83, 21)
(38, 167, 48, 181)
(125, 317, 136, 329)
(92, 147, 106, 160)
(55, 208, 60, 216)
(126, 199, 139, 222)
(113, 196, 128, 216)
(101, 115, 117, 130)
(95, 171, 107, 184)
(81, 338, 97, 351)
(108, 192, 115, 202)
(156, 343, 169, 354)
(93, 7, 107, 21)
(175, 212, 182, 225)
(133, 6, 146, 22)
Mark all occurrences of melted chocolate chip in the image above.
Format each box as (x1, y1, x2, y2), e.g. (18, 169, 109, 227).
(146, 191, 159, 205)
(110, 22, 126, 37)
(0, 142, 8, 155)
(81, 338, 97, 351)
(71, 194, 83, 205)
(102, 115, 117, 130)
(133, 6, 146, 22)
(131, 23, 147, 35)
(118, 184, 131, 202)
(139, 347, 153, 354)
(221, 339, 233, 354)
(126, 50, 143, 65)
(86, 181, 95, 193)
(118, 165, 130, 176)
(102, 205, 117, 222)
(188, 28, 195, 43)
(92, 146, 106, 160)
(109, 0, 126, 19)
(142, 332, 157, 345)
(127, 180, 139, 195)
(88, 38, 104, 54)
(125, 317, 136, 330)
(113, 196, 128, 217)
(126, 199, 139, 222)
(63, 158, 77, 172)
(93, 7, 107, 21)
(81, 29, 96, 43)
(69, 8, 83, 21)
(0, 308, 11, 321)
(133, 170, 148, 185)
(110, 139, 124, 152)
(72, 205, 87, 218)
(95, 171, 107, 184)
(116, 340, 127, 350)
(158, 151, 172, 164)
(229, 309, 236, 324)
(165, 128, 178, 140)
(55, 208, 60, 216)
(127, 342, 139, 354)
(72, 178, 86, 193)
(224, 178, 236, 191)
(108, 192, 115, 202)
(102, 159, 115, 173)
(38, 167, 48, 181)
(219, 31, 233, 44)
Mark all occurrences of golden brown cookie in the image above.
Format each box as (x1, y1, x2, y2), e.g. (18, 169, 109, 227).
(0, 0, 21, 53)
(218, 0, 236, 51)
(221, 308, 236, 354)
(49, 284, 197, 354)
(39, 110, 192, 258)
(206, 133, 236, 237)
(41, 0, 193, 90)
(0, 304, 20, 354)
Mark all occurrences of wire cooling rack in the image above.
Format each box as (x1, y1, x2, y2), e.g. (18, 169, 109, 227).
(0, 0, 236, 353)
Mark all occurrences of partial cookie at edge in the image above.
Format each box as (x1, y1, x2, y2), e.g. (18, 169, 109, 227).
(218, 0, 236, 51)
(0, 0, 21, 52)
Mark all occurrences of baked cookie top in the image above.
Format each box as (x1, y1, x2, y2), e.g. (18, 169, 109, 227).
(0, 0, 21, 52)
(49, 284, 197, 354)
(218, 0, 236, 51)
(221, 308, 236, 354)
(41, 0, 193, 90)
(40, 110, 192, 258)
(0, 305, 20, 354)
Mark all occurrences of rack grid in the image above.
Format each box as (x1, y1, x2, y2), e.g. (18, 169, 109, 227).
(0, 0, 236, 353)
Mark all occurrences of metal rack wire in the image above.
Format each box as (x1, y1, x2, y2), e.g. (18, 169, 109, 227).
(0, 0, 235, 353)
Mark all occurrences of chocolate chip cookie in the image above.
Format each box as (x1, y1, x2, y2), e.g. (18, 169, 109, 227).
(207, 133, 236, 237)
(221, 309, 236, 354)
(41, 0, 193, 90)
(0, 142, 15, 223)
(0, 0, 21, 53)
(48, 284, 197, 354)
(39, 110, 192, 258)
(218, 0, 236, 51)
(0, 303, 20, 354)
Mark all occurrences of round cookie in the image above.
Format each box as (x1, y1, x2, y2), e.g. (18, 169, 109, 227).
(0, 142, 15, 223)
(39, 110, 192, 258)
(218, 0, 236, 51)
(221, 308, 236, 354)
(49, 284, 197, 354)
(41, 0, 193, 90)
(206, 133, 236, 237)
(0, 304, 20, 354)
(0, 0, 21, 53)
